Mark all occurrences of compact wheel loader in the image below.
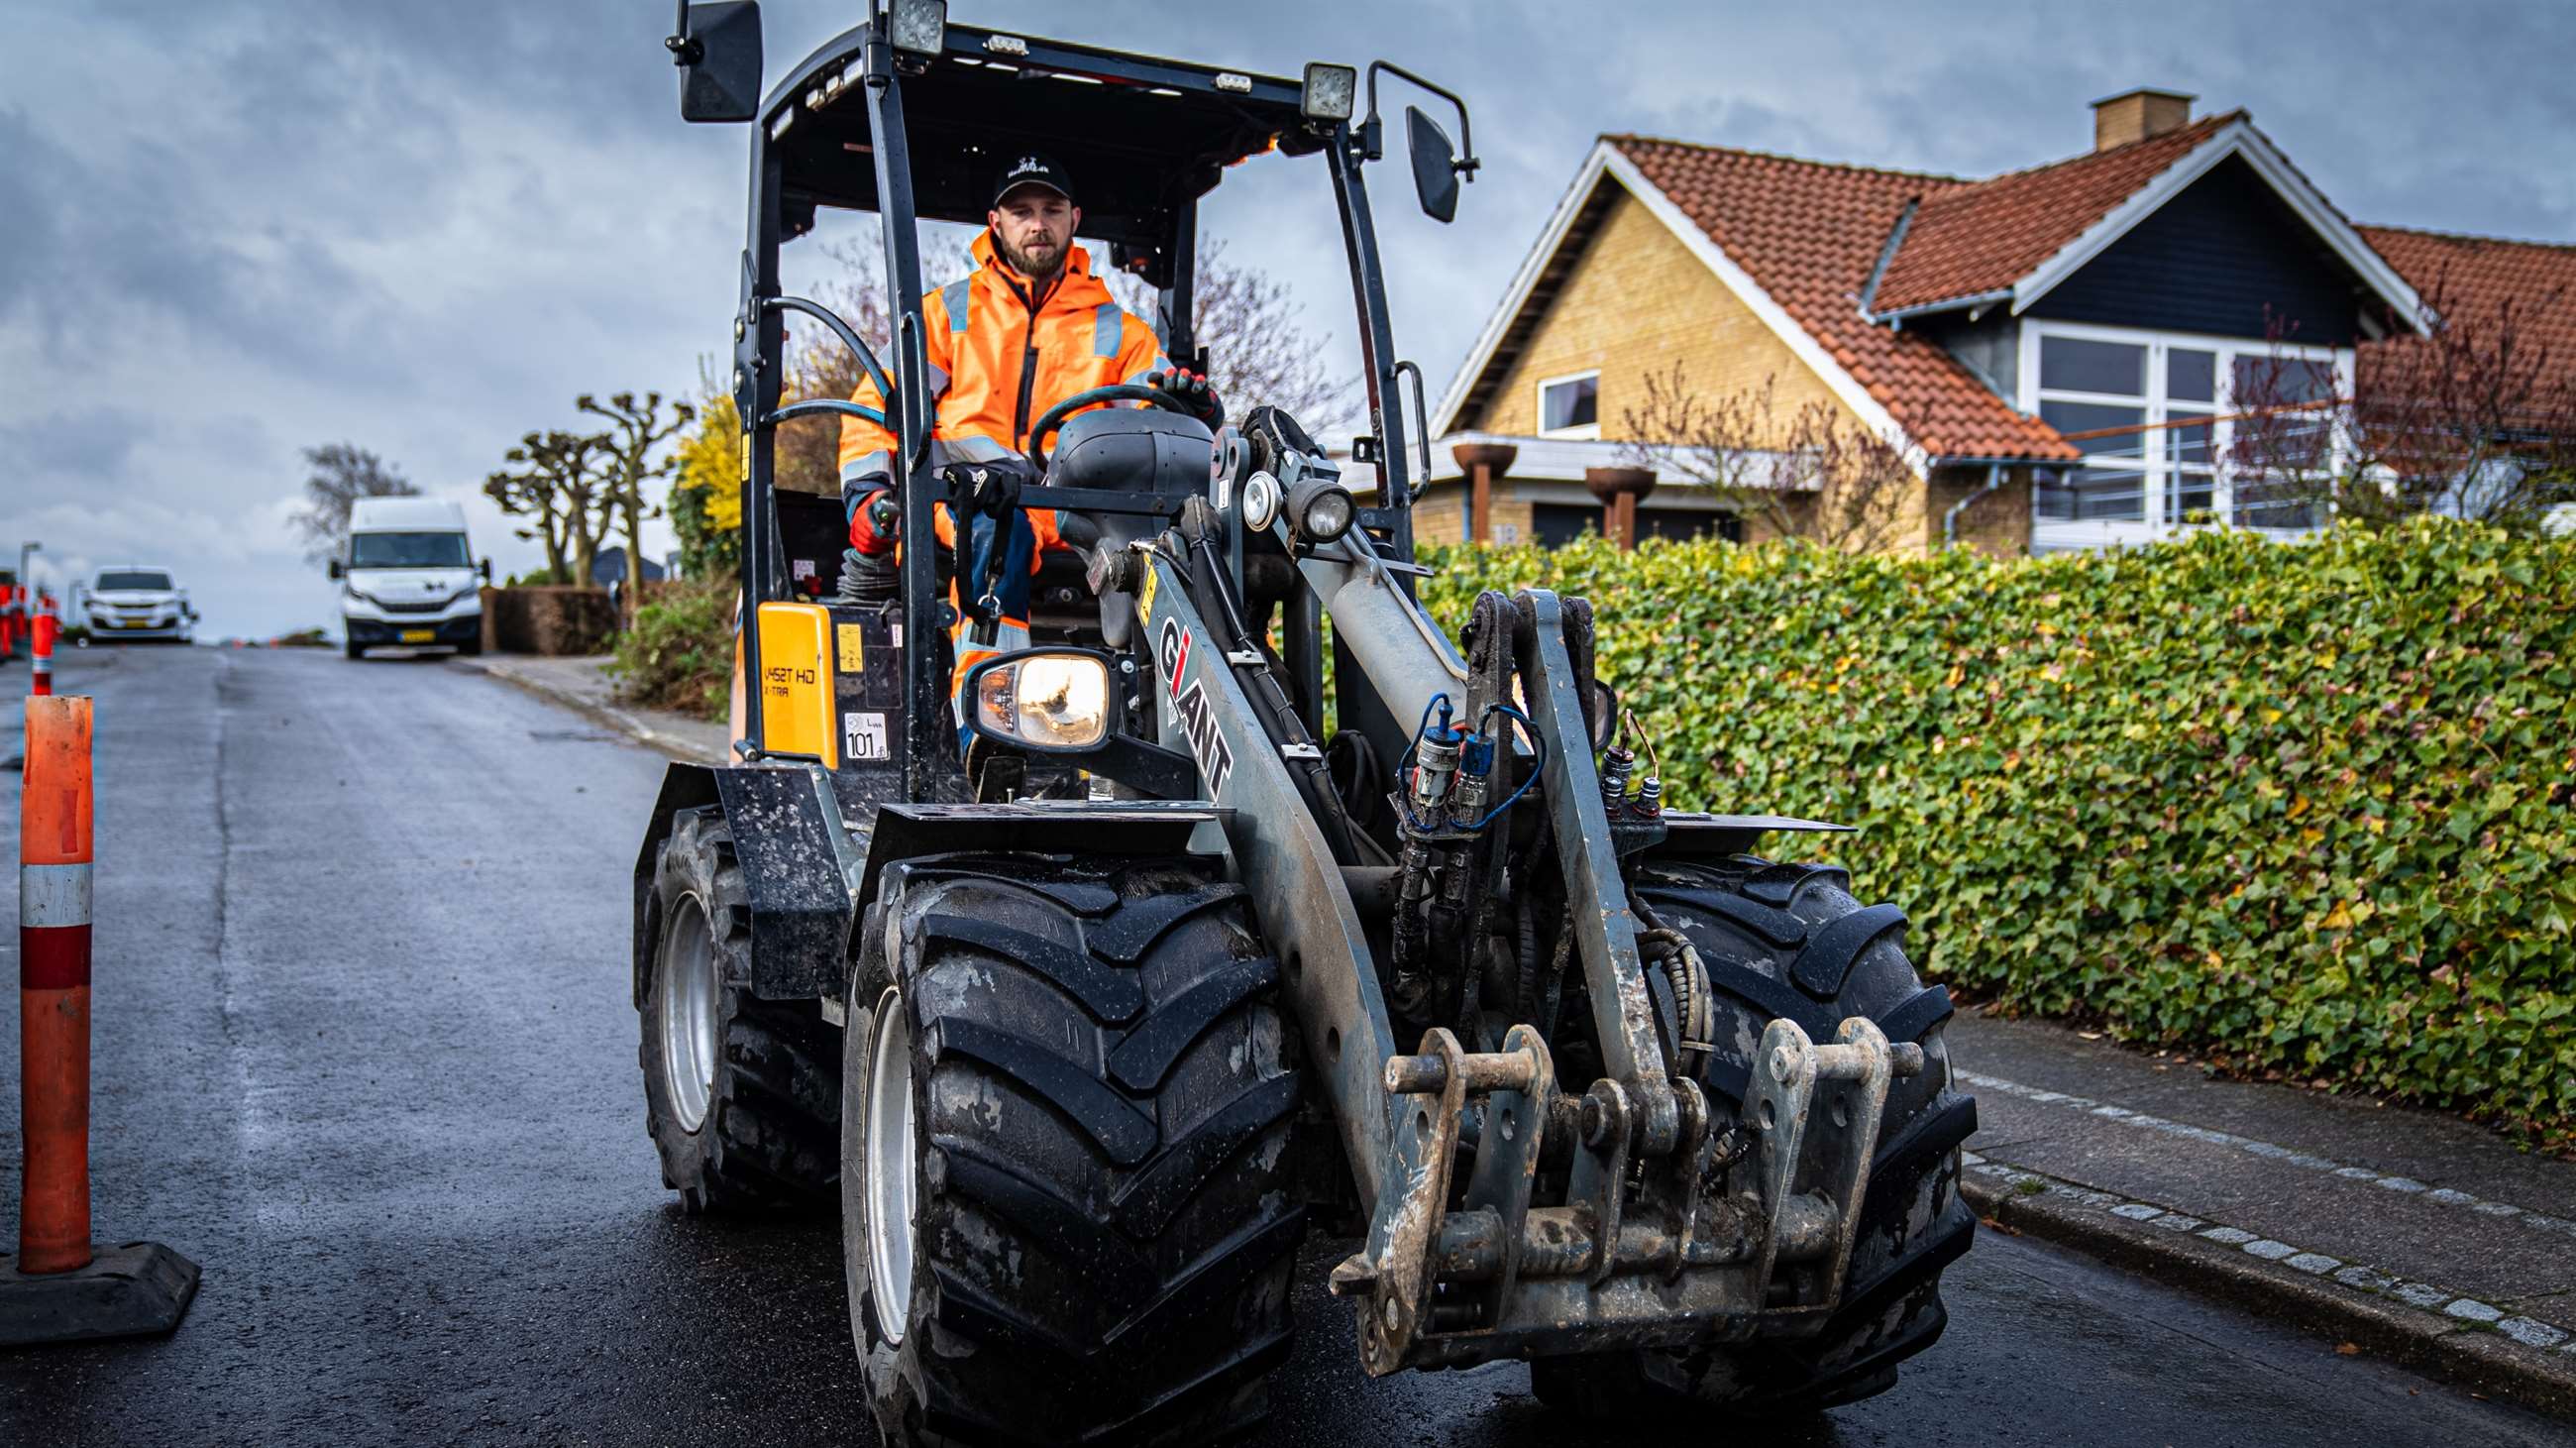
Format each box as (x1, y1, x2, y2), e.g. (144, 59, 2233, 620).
(637, 5, 1977, 1442)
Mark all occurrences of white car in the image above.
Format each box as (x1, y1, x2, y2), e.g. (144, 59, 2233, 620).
(333, 498, 489, 659)
(84, 566, 197, 642)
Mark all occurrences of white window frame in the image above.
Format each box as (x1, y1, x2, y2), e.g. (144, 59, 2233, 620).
(2018, 319, 2353, 551)
(1535, 369, 1602, 440)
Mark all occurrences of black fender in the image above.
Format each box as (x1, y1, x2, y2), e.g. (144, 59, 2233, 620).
(633, 761, 861, 1007)
(853, 801, 1230, 906)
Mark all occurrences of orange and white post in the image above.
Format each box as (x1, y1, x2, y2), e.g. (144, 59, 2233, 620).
(29, 612, 56, 697)
(1, 694, 196, 1341)
(18, 695, 94, 1274)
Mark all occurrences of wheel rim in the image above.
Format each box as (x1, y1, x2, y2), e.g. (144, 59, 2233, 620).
(660, 892, 720, 1134)
(864, 987, 917, 1345)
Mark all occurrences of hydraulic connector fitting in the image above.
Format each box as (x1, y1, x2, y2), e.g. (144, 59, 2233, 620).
(1411, 709, 1464, 817)
(1449, 732, 1495, 826)
(1600, 745, 1635, 817)
(1637, 774, 1664, 818)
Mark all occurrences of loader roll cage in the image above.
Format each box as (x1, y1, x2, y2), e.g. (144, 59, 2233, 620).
(707, 3, 1439, 802)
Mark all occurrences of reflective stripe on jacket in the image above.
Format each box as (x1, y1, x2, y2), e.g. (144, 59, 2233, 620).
(838, 231, 1169, 558)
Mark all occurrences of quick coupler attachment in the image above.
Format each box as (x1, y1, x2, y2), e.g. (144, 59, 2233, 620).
(1332, 1016, 1925, 1375)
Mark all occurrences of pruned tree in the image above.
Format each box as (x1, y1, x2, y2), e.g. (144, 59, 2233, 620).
(581, 390, 697, 620)
(1111, 241, 1355, 430)
(1621, 365, 1917, 552)
(288, 443, 419, 566)
(483, 429, 613, 588)
(2231, 271, 2576, 533)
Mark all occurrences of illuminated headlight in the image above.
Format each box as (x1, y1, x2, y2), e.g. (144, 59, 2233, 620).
(974, 652, 1109, 748)
(1242, 470, 1283, 532)
(1286, 475, 1355, 544)
(888, 0, 946, 57)
(1300, 62, 1356, 123)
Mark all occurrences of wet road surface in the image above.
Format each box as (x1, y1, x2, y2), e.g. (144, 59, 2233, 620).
(3, 646, 2567, 1446)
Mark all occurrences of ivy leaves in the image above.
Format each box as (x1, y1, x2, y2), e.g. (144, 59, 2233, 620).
(1420, 520, 2576, 1151)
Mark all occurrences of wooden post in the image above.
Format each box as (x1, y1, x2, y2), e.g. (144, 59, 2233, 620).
(1449, 442, 1519, 545)
(1583, 466, 1659, 550)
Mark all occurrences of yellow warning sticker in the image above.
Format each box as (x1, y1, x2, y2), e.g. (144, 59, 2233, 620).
(1137, 557, 1159, 619)
(835, 623, 866, 674)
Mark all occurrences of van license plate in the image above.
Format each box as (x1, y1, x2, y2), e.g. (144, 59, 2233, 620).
(399, 628, 435, 643)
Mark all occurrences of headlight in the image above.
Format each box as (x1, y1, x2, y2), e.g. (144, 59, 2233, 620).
(973, 652, 1109, 748)
(1286, 475, 1355, 544)
(888, 0, 946, 56)
(1301, 62, 1356, 123)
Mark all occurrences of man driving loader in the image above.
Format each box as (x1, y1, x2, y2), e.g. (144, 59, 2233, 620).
(835, 153, 1220, 735)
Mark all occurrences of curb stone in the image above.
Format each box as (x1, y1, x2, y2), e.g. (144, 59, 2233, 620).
(1958, 1156, 2576, 1422)
(451, 658, 725, 766)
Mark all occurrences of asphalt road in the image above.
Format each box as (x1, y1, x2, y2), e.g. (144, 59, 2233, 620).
(3, 645, 2567, 1447)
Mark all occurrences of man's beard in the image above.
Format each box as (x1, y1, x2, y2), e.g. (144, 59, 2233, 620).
(996, 229, 1066, 280)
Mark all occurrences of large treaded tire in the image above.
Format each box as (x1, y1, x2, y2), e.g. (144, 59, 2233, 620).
(1532, 854, 1978, 1418)
(844, 852, 1305, 1448)
(639, 806, 839, 1211)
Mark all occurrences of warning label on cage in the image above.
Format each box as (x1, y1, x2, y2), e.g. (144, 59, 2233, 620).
(843, 712, 890, 761)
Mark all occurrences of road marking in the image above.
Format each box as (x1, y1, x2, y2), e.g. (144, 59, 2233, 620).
(1959, 1069, 2576, 1241)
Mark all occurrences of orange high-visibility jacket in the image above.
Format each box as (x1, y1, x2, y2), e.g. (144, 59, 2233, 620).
(838, 231, 1169, 556)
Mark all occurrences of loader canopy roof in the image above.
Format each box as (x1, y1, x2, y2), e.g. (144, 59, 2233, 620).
(763, 22, 1328, 273)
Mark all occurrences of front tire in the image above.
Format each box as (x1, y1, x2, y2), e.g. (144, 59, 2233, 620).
(844, 852, 1305, 1447)
(344, 637, 366, 661)
(1532, 855, 1977, 1418)
(639, 806, 838, 1211)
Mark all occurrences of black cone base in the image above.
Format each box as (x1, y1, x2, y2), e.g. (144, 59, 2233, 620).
(0, 1241, 201, 1347)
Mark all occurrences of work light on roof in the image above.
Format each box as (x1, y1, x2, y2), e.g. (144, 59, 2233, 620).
(887, 0, 946, 57)
(1301, 63, 1356, 123)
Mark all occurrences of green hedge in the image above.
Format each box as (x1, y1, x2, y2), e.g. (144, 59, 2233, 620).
(1418, 521, 2576, 1148)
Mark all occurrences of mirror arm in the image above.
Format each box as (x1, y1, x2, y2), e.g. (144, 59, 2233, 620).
(1360, 60, 1480, 179)
(665, 0, 700, 65)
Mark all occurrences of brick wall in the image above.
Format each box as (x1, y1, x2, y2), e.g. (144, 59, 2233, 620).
(1469, 184, 1846, 444)
(1924, 466, 2035, 557)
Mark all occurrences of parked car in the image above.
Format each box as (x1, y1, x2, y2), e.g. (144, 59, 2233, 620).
(84, 566, 198, 643)
(332, 498, 489, 659)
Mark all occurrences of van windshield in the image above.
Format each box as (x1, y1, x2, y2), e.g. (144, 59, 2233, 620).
(97, 570, 173, 592)
(351, 532, 471, 569)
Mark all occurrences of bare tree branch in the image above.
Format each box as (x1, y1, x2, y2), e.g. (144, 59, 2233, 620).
(288, 443, 418, 566)
(2231, 270, 2576, 533)
(1620, 363, 1915, 551)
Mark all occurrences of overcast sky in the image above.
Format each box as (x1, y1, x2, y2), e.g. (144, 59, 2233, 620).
(4, 0, 2569, 641)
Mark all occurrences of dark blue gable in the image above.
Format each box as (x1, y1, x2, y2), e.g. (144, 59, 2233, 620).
(2024, 156, 2364, 346)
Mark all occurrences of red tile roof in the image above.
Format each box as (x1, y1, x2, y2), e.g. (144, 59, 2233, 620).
(2359, 225, 2576, 390)
(1608, 136, 2081, 461)
(1870, 112, 2243, 314)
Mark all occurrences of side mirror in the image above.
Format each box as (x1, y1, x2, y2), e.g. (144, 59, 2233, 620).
(480, 558, 493, 582)
(1407, 106, 1459, 223)
(672, 1, 764, 124)
(328, 559, 345, 580)
(1590, 681, 1620, 753)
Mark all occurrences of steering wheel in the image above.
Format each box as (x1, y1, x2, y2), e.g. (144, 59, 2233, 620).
(1024, 385, 1195, 472)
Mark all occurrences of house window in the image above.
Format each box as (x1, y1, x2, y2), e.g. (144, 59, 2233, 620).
(2025, 322, 2347, 534)
(1538, 371, 1600, 439)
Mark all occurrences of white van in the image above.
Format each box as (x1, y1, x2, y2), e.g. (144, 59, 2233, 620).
(332, 498, 488, 659)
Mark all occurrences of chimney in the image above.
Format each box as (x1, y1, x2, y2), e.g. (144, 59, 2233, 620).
(2091, 87, 2195, 152)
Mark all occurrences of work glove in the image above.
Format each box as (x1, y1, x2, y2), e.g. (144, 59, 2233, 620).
(1146, 368, 1224, 427)
(939, 457, 1035, 520)
(846, 486, 900, 555)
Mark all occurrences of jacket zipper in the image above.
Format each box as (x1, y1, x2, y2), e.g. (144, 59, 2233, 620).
(1006, 271, 1058, 449)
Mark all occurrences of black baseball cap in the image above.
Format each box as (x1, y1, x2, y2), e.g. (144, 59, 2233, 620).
(991, 152, 1076, 207)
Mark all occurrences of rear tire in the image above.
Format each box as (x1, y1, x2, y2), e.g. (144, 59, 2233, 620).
(843, 852, 1304, 1447)
(639, 806, 839, 1211)
(1532, 854, 1977, 1418)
